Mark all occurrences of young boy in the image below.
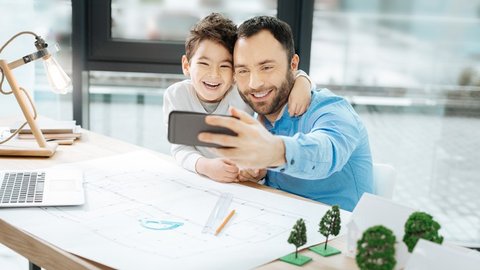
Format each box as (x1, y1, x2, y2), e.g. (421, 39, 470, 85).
(163, 13, 313, 183)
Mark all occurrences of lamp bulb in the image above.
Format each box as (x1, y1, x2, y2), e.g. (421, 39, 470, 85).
(43, 56, 72, 94)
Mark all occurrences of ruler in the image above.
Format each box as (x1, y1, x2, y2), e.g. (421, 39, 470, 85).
(202, 192, 233, 234)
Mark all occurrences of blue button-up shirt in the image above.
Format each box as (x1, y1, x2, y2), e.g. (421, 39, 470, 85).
(263, 89, 373, 211)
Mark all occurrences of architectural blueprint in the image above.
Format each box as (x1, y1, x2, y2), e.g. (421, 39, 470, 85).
(1, 151, 350, 269)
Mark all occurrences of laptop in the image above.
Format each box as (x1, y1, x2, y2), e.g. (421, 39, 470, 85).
(0, 168, 85, 207)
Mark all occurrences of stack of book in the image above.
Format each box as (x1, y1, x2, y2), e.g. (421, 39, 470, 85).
(11, 119, 82, 145)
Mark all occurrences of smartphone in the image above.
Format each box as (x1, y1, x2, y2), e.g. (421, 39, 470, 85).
(167, 111, 237, 148)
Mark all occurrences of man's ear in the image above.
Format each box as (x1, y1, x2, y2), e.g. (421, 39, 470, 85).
(181, 55, 190, 76)
(290, 54, 299, 71)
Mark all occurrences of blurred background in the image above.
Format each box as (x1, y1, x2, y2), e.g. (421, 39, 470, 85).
(1, 0, 479, 260)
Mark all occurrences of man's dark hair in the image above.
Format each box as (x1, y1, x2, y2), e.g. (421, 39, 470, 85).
(185, 13, 237, 61)
(237, 16, 295, 61)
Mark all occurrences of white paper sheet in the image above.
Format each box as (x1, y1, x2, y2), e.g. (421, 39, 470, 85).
(405, 239, 480, 270)
(1, 151, 350, 270)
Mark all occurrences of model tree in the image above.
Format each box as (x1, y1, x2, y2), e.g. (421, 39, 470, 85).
(280, 218, 312, 266)
(288, 218, 307, 258)
(356, 225, 396, 270)
(309, 205, 342, 256)
(403, 211, 444, 252)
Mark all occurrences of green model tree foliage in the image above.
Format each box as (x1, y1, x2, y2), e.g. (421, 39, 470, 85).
(319, 205, 341, 250)
(403, 211, 444, 252)
(356, 225, 396, 270)
(287, 218, 307, 258)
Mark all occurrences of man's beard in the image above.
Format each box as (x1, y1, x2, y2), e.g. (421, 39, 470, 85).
(239, 71, 295, 116)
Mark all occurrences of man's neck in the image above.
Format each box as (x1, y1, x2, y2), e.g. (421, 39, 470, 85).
(264, 105, 287, 124)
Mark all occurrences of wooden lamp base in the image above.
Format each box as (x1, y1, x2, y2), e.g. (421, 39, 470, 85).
(0, 141, 57, 157)
(0, 58, 59, 158)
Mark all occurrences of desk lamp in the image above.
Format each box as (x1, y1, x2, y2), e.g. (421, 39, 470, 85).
(0, 31, 72, 157)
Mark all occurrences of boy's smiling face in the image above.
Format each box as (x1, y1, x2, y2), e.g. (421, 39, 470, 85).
(182, 39, 234, 103)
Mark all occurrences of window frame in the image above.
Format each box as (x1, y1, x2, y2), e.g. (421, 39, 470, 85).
(88, 0, 183, 74)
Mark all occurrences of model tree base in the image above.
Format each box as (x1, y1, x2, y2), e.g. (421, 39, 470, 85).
(280, 253, 312, 266)
(309, 244, 341, 257)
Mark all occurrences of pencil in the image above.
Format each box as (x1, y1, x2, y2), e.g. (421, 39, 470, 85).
(215, 209, 236, 236)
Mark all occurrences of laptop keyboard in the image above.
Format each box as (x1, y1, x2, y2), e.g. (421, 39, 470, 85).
(0, 172, 45, 204)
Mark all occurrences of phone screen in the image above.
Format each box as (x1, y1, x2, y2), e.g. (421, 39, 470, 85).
(168, 111, 236, 148)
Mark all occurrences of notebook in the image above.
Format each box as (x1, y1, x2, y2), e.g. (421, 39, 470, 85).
(0, 168, 85, 207)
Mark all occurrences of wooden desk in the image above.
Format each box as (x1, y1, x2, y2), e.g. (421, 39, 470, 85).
(0, 130, 358, 270)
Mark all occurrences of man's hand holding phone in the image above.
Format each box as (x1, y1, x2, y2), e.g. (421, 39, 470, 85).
(198, 107, 287, 169)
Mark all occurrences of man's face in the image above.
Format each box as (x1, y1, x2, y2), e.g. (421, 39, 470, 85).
(233, 30, 297, 117)
(182, 39, 234, 102)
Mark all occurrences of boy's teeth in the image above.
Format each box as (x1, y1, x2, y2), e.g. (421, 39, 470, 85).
(204, 82, 220, 87)
(253, 91, 269, 98)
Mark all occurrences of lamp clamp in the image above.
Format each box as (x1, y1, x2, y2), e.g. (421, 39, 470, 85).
(34, 36, 48, 50)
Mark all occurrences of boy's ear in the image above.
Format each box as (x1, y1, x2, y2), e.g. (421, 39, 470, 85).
(181, 55, 190, 76)
(290, 54, 299, 71)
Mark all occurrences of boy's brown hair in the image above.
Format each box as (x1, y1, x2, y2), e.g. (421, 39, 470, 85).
(185, 13, 237, 61)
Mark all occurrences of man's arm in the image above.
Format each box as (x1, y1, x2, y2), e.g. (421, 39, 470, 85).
(199, 102, 363, 179)
(272, 126, 360, 179)
(273, 98, 362, 179)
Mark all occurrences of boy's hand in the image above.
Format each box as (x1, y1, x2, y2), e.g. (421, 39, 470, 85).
(237, 168, 267, 182)
(288, 75, 311, 117)
(196, 158, 239, 183)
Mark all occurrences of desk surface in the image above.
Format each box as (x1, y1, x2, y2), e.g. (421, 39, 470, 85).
(0, 129, 358, 270)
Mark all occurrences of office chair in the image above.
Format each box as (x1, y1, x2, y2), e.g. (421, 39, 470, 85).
(372, 163, 397, 199)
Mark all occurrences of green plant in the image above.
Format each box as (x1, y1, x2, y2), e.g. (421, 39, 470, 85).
(287, 218, 307, 258)
(356, 225, 396, 270)
(319, 205, 341, 250)
(403, 211, 444, 252)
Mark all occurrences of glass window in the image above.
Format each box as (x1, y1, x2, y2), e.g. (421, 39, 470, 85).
(311, 0, 480, 89)
(311, 0, 480, 246)
(111, 0, 277, 42)
(0, 0, 72, 121)
(88, 71, 185, 154)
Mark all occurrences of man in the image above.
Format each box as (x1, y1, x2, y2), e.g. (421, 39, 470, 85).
(198, 16, 373, 211)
